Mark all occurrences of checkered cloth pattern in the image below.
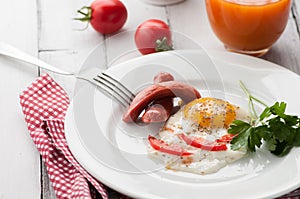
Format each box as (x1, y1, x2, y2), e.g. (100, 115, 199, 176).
(19, 74, 108, 199)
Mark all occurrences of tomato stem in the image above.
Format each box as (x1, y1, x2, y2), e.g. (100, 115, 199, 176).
(74, 6, 92, 22)
(155, 37, 173, 52)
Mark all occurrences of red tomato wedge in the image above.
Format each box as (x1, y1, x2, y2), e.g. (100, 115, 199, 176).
(178, 134, 227, 151)
(216, 134, 236, 143)
(148, 135, 192, 156)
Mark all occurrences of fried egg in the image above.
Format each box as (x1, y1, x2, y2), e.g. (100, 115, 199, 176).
(148, 97, 249, 175)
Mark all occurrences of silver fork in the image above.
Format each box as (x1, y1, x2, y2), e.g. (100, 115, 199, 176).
(0, 42, 135, 107)
(92, 73, 135, 107)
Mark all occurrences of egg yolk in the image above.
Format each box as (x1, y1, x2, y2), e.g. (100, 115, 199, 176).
(183, 97, 236, 128)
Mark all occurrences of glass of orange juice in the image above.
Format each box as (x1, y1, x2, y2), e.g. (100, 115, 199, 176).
(205, 0, 291, 57)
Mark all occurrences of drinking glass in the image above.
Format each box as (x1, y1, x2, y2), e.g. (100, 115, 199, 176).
(205, 0, 292, 57)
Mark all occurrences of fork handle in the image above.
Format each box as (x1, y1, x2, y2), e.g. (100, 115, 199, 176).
(0, 42, 74, 75)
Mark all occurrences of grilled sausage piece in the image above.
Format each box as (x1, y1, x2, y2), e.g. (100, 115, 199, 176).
(122, 81, 201, 123)
(153, 72, 174, 83)
(141, 98, 174, 123)
(141, 72, 174, 123)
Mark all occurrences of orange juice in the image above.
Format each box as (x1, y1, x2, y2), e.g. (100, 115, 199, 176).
(205, 0, 291, 56)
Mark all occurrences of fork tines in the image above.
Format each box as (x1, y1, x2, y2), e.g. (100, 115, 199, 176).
(93, 73, 135, 107)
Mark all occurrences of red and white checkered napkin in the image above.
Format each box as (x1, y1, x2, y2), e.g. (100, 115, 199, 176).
(19, 73, 109, 199)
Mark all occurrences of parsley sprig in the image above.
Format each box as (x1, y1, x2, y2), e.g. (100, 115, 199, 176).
(228, 81, 300, 156)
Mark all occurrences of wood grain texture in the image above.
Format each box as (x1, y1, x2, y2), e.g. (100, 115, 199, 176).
(0, 0, 41, 198)
(262, 1, 300, 74)
(167, 0, 224, 51)
(105, 0, 168, 66)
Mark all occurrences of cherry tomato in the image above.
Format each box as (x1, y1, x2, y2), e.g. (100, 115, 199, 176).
(178, 134, 228, 151)
(148, 135, 192, 156)
(135, 19, 173, 55)
(75, 0, 127, 34)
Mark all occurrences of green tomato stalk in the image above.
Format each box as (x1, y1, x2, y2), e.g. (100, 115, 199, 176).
(155, 37, 173, 52)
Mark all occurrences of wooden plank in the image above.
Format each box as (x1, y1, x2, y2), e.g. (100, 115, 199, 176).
(41, 161, 56, 199)
(291, 0, 300, 34)
(38, 0, 104, 83)
(262, 1, 300, 75)
(105, 0, 168, 65)
(166, 0, 224, 51)
(0, 0, 41, 198)
(37, 0, 108, 94)
(38, 0, 103, 51)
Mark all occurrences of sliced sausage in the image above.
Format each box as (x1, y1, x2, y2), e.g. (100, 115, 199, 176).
(141, 98, 174, 123)
(123, 81, 201, 123)
(141, 72, 174, 123)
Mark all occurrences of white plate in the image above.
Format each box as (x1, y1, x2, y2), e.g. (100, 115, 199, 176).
(65, 49, 300, 199)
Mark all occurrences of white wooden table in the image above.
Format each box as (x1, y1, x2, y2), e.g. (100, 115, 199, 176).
(1, 0, 300, 198)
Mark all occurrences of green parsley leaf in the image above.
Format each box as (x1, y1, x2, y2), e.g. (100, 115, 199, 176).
(255, 125, 271, 140)
(284, 115, 299, 126)
(230, 126, 251, 151)
(293, 128, 300, 147)
(265, 138, 277, 151)
(259, 107, 271, 121)
(228, 120, 251, 135)
(271, 140, 292, 157)
(229, 81, 300, 157)
(268, 117, 291, 142)
(270, 102, 286, 117)
(249, 128, 262, 152)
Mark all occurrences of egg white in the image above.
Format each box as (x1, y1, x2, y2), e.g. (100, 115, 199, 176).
(148, 98, 249, 175)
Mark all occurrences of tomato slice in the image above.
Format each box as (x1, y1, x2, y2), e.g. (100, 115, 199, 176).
(178, 133, 227, 151)
(216, 134, 236, 143)
(148, 135, 192, 156)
